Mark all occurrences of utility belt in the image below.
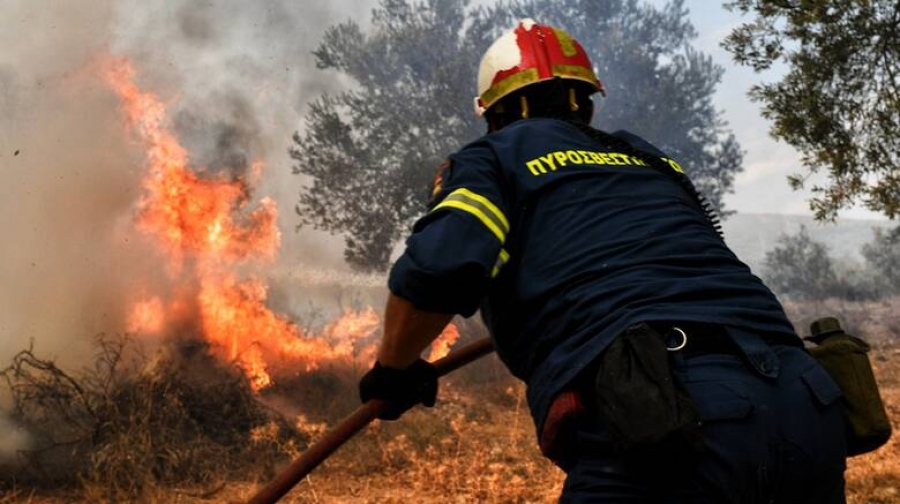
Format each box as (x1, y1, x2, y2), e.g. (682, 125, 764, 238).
(539, 321, 789, 470)
(540, 318, 892, 470)
(647, 321, 740, 358)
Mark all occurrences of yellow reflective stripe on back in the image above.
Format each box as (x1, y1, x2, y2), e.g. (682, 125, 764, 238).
(492, 248, 510, 278)
(432, 188, 510, 243)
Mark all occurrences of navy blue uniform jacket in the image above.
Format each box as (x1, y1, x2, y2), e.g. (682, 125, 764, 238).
(389, 118, 797, 437)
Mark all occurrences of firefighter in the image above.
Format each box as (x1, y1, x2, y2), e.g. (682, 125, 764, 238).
(359, 19, 848, 503)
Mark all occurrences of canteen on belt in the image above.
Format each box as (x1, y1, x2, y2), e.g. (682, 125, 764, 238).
(806, 317, 892, 456)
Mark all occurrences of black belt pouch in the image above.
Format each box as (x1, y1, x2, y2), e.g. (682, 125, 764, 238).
(589, 323, 704, 471)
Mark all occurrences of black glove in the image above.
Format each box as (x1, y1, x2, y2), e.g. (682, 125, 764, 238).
(359, 359, 438, 420)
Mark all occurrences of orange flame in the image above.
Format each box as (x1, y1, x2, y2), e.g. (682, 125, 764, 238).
(127, 297, 165, 334)
(427, 323, 460, 362)
(106, 59, 386, 390)
(106, 62, 278, 273)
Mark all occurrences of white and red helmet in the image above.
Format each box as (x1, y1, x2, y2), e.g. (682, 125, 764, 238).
(475, 19, 605, 116)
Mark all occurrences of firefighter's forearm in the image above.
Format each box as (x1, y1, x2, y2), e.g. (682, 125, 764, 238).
(377, 292, 454, 369)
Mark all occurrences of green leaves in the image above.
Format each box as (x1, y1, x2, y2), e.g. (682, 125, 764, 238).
(724, 0, 900, 220)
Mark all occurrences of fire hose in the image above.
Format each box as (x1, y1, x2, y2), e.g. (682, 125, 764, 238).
(247, 337, 495, 504)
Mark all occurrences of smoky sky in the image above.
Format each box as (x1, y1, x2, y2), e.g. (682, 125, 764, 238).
(0, 0, 383, 383)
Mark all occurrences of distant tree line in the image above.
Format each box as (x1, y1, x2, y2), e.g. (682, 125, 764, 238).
(761, 225, 900, 301)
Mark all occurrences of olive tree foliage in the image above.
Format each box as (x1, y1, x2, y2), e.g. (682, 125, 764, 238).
(762, 226, 841, 301)
(862, 226, 900, 292)
(723, 0, 900, 220)
(292, 0, 744, 271)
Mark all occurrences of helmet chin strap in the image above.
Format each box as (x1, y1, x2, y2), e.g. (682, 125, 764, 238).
(485, 79, 595, 132)
(569, 88, 580, 112)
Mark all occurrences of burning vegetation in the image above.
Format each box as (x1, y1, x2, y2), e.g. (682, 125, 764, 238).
(105, 59, 373, 391)
(100, 58, 459, 393)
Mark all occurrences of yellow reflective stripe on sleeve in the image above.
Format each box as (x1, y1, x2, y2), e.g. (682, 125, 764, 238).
(432, 188, 510, 243)
(434, 200, 505, 242)
(491, 248, 510, 278)
(451, 188, 510, 231)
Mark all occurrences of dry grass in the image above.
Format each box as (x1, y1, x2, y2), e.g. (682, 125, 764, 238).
(783, 296, 900, 347)
(2, 305, 900, 503)
(845, 344, 900, 504)
(235, 352, 900, 504)
(268, 374, 565, 503)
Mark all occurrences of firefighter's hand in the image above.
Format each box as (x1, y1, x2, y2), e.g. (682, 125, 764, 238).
(359, 359, 438, 420)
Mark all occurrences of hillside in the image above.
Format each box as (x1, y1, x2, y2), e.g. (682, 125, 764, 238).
(721, 213, 887, 271)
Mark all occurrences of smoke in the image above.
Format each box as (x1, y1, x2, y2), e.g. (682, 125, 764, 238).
(0, 412, 30, 464)
(1, 1, 140, 371)
(173, 93, 262, 179)
(107, 0, 388, 313)
(0, 0, 383, 405)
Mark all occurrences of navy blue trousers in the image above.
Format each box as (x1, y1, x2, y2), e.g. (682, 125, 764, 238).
(560, 345, 847, 503)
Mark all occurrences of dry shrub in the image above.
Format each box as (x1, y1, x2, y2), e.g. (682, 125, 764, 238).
(0, 334, 303, 500)
(261, 363, 363, 427)
(259, 316, 512, 429)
